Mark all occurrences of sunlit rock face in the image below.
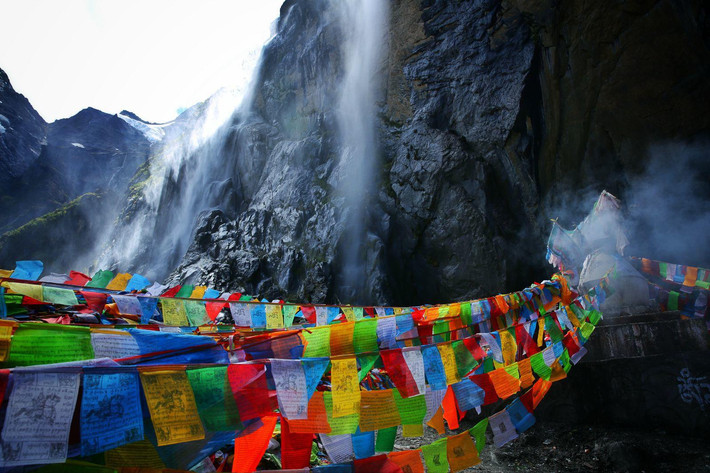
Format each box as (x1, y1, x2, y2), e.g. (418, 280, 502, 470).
(1, 0, 708, 305)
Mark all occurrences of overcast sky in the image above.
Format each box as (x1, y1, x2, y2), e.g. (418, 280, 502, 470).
(0, 0, 283, 123)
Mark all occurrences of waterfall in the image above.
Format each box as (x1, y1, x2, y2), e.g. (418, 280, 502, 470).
(335, 0, 389, 299)
(95, 22, 277, 281)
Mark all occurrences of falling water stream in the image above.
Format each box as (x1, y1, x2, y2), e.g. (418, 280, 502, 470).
(335, 0, 389, 299)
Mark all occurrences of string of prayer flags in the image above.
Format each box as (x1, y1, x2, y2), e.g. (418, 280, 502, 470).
(331, 357, 361, 418)
(0, 371, 80, 466)
(233, 415, 278, 473)
(139, 369, 205, 446)
(272, 359, 309, 419)
(80, 371, 144, 456)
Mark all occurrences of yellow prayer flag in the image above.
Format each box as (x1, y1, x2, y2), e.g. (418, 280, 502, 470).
(402, 423, 424, 437)
(438, 342, 459, 385)
(265, 304, 284, 329)
(342, 307, 355, 322)
(139, 369, 205, 446)
(190, 286, 207, 299)
(499, 329, 517, 366)
(0, 270, 13, 279)
(331, 357, 360, 418)
(160, 299, 189, 326)
(0, 321, 17, 362)
(2, 282, 42, 301)
(105, 273, 132, 291)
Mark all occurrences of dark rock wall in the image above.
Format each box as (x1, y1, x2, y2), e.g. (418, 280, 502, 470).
(171, 0, 709, 305)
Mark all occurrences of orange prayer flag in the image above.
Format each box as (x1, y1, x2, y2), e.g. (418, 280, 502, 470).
(232, 415, 278, 473)
(684, 266, 698, 287)
(488, 367, 520, 399)
(531, 378, 553, 409)
(517, 358, 535, 389)
(442, 386, 459, 430)
(389, 449, 425, 473)
(359, 389, 401, 432)
(548, 360, 567, 382)
(288, 391, 331, 434)
(446, 431, 481, 472)
(426, 407, 446, 434)
(330, 321, 355, 356)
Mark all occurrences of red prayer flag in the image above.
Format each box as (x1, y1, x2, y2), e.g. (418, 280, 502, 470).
(381, 348, 419, 398)
(67, 270, 91, 286)
(354, 454, 403, 473)
(227, 364, 276, 421)
(280, 417, 313, 469)
(232, 415, 278, 473)
(469, 373, 499, 405)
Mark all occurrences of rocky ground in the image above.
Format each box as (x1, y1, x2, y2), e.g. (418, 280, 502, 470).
(394, 420, 710, 473)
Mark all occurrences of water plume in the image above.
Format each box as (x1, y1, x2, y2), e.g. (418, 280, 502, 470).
(334, 0, 389, 301)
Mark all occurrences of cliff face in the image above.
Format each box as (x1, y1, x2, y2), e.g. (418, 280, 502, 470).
(172, 0, 709, 305)
(0, 0, 708, 304)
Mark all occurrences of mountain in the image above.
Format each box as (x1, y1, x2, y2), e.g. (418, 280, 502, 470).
(1, 0, 708, 305)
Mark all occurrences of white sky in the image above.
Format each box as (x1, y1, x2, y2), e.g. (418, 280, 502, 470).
(0, 0, 284, 123)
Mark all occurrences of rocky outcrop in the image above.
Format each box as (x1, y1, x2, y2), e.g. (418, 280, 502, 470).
(0, 68, 47, 188)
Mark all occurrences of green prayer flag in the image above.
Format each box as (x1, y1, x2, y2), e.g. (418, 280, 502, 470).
(659, 262, 667, 279)
(529, 352, 552, 381)
(303, 327, 331, 357)
(357, 354, 379, 382)
(393, 389, 426, 425)
(187, 366, 241, 431)
(668, 291, 680, 311)
(433, 321, 450, 342)
(452, 340, 478, 378)
(184, 300, 209, 326)
(578, 322, 595, 343)
(375, 426, 398, 453)
(545, 316, 563, 343)
(587, 309, 602, 326)
(480, 357, 495, 373)
(175, 285, 195, 298)
(559, 349, 572, 373)
(6, 324, 93, 367)
(324, 391, 359, 435)
(460, 302, 472, 326)
(283, 305, 299, 327)
(42, 286, 79, 306)
(469, 418, 488, 453)
(421, 438, 449, 473)
(86, 270, 114, 288)
(353, 319, 378, 354)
